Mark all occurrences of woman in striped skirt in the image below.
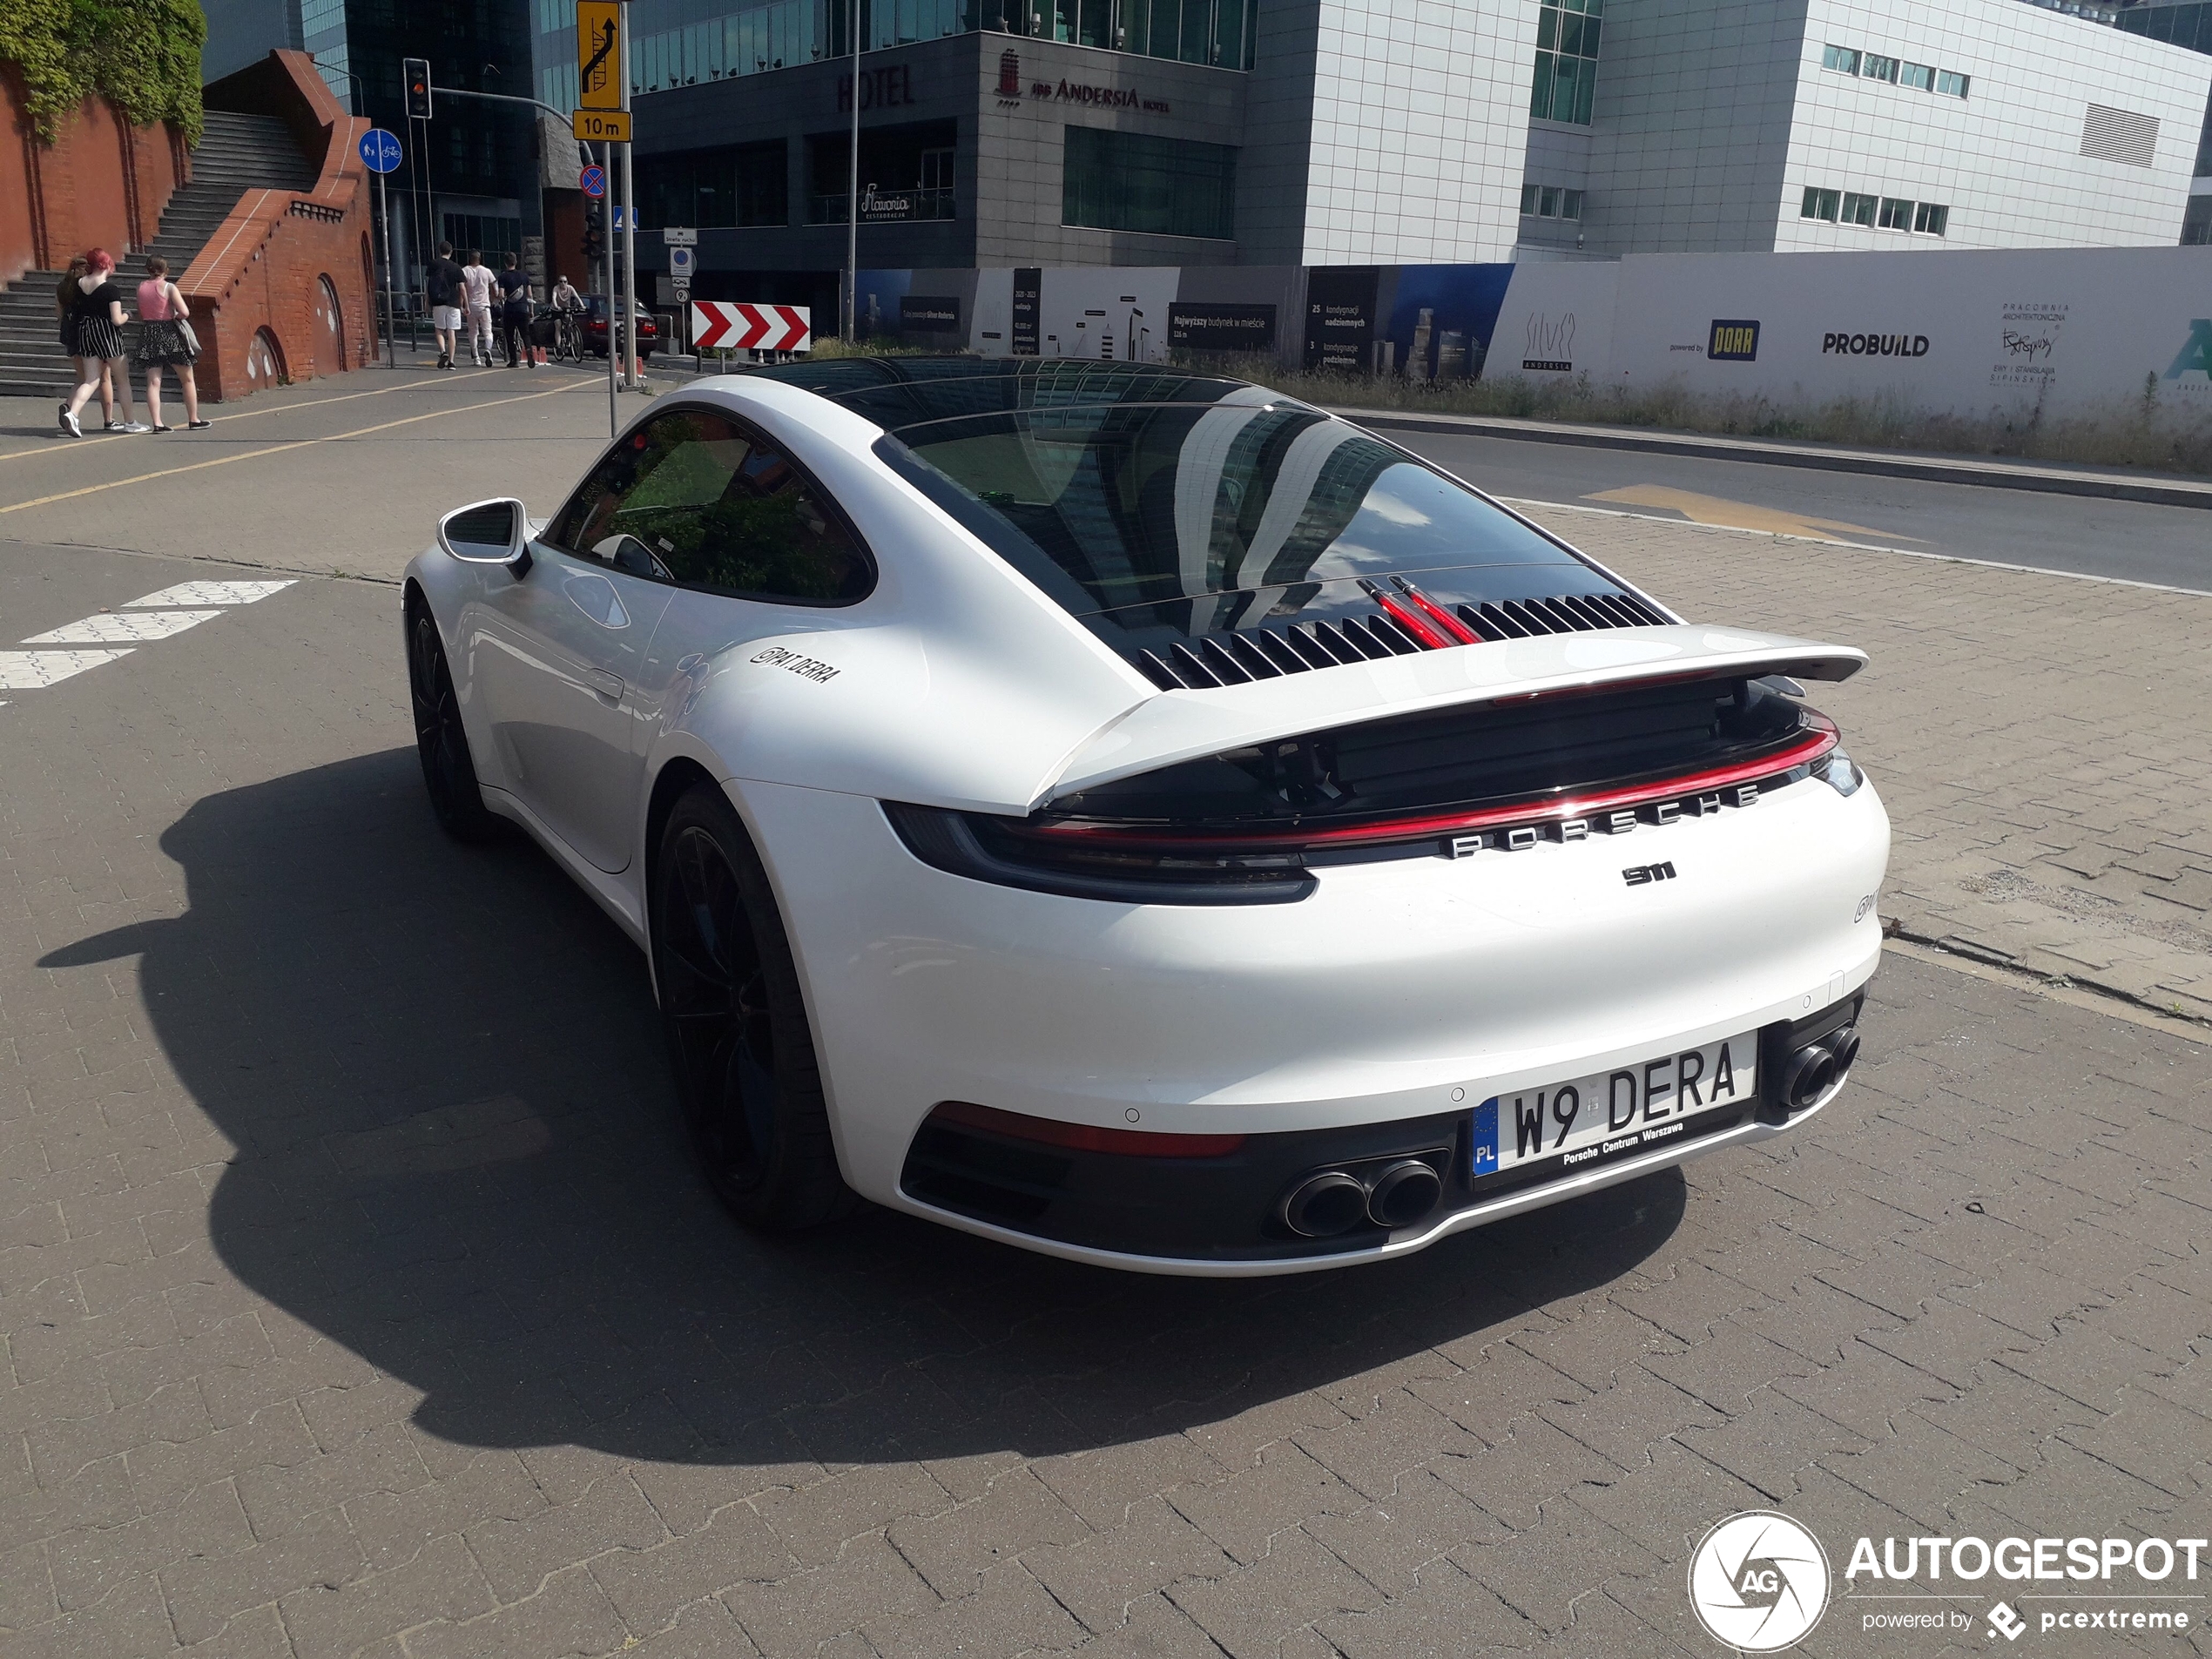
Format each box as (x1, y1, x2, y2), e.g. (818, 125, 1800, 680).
(60, 249, 145, 437)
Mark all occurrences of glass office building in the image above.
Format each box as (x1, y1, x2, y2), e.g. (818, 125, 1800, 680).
(537, 0, 1253, 110)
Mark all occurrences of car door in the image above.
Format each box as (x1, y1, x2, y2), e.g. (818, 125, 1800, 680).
(464, 428, 685, 873)
(604, 408, 876, 770)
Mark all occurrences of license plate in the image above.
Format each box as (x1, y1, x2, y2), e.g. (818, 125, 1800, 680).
(1471, 1032, 1759, 1180)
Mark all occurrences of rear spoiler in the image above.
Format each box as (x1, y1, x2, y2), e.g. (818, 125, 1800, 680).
(1043, 625, 1865, 805)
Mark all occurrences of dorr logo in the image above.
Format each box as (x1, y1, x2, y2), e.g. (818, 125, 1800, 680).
(1709, 319, 1760, 361)
(2164, 318, 2212, 381)
(1689, 1512, 1831, 1651)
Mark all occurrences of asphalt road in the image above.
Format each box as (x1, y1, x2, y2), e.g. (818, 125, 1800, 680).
(1385, 427, 2212, 593)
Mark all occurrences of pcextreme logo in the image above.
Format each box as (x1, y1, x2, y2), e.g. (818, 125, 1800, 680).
(1688, 1511, 1831, 1651)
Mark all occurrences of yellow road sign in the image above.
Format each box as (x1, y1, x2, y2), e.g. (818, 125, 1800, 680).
(572, 108, 631, 142)
(577, 0, 623, 111)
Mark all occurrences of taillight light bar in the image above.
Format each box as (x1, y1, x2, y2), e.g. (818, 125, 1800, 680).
(1028, 717, 1840, 855)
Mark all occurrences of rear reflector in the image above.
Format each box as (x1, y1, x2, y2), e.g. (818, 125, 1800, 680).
(928, 1100, 1246, 1158)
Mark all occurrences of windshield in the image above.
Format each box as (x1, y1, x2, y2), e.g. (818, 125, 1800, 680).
(749, 358, 1651, 665)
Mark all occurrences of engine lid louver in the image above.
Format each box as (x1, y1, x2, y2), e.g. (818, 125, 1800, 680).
(1130, 584, 1672, 692)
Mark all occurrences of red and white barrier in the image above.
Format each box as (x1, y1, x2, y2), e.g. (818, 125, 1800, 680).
(691, 302, 812, 353)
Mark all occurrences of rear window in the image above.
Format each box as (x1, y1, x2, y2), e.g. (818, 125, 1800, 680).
(747, 358, 1657, 673)
(886, 403, 1582, 626)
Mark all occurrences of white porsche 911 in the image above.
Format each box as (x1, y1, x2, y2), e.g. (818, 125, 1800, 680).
(402, 357, 1889, 1276)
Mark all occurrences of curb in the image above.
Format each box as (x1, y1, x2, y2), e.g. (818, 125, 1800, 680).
(1330, 407, 2212, 511)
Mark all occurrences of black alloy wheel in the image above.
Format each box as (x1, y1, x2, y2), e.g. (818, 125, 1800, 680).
(651, 782, 853, 1231)
(405, 598, 500, 842)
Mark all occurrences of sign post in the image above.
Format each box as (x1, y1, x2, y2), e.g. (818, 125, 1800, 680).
(666, 236, 695, 353)
(576, 0, 630, 401)
(357, 127, 402, 368)
(618, 0, 638, 389)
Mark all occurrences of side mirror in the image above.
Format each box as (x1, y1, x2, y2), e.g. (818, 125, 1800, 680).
(436, 497, 533, 577)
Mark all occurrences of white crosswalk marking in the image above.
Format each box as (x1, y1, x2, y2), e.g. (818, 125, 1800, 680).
(0, 651, 133, 689)
(124, 580, 295, 608)
(22, 610, 223, 645)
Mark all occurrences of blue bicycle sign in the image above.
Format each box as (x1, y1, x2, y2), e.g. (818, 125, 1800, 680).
(358, 128, 401, 174)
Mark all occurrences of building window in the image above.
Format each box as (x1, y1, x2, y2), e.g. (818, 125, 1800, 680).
(1840, 191, 1878, 226)
(1913, 201, 1949, 236)
(1062, 125, 1237, 239)
(1936, 70, 1969, 98)
(1531, 0, 1602, 125)
(808, 121, 959, 222)
(2183, 197, 2212, 246)
(1520, 183, 1582, 219)
(1821, 44, 1859, 74)
(638, 140, 789, 229)
(1801, 186, 1840, 222)
(1861, 53, 1898, 84)
(442, 213, 522, 258)
(974, 0, 1256, 70)
(1900, 61, 1933, 91)
(1878, 195, 1912, 230)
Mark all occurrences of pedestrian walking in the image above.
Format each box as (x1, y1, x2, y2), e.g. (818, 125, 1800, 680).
(495, 253, 536, 368)
(427, 241, 464, 370)
(135, 256, 208, 432)
(460, 250, 499, 368)
(58, 249, 146, 437)
(54, 258, 118, 429)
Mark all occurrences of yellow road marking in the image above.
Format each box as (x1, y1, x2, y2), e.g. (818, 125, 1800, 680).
(1584, 484, 1924, 544)
(0, 381, 590, 516)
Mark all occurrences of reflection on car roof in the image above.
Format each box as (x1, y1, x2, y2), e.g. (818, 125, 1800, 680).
(742, 356, 1288, 437)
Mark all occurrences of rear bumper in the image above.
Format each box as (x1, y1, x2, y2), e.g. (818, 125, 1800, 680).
(897, 991, 1865, 1274)
(738, 765, 1889, 1274)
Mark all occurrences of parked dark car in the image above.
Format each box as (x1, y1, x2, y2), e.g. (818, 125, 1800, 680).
(583, 295, 658, 361)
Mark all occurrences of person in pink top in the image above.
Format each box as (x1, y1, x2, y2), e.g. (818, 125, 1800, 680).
(135, 256, 208, 432)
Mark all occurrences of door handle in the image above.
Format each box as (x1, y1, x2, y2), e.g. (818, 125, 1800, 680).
(583, 667, 624, 701)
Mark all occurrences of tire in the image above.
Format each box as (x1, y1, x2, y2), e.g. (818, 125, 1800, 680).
(652, 781, 854, 1231)
(405, 597, 502, 843)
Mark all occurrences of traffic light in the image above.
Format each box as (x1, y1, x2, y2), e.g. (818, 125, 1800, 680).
(403, 58, 432, 119)
(582, 205, 605, 266)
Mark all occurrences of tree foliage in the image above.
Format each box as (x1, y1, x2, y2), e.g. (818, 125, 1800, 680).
(0, 0, 206, 145)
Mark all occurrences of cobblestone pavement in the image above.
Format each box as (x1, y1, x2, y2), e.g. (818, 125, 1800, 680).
(1517, 503, 2212, 1028)
(0, 438, 2206, 1656)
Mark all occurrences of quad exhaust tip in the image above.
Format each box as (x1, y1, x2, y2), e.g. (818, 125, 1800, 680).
(1783, 1024, 1860, 1114)
(1281, 1157, 1444, 1238)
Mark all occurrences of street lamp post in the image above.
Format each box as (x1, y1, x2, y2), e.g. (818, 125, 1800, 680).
(846, 0, 860, 342)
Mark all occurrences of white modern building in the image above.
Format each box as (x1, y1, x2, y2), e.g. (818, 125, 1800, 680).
(1514, 0, 2211, 259)
(577, 0, 2210, 283)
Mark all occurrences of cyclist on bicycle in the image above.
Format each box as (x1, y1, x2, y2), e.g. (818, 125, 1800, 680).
(550, 275, 583, 361)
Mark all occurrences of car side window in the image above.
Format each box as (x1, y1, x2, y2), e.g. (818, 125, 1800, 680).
(546, 407, 873, 604)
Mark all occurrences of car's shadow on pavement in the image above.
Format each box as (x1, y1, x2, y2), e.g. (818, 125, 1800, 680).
(41, 749, 1687, 1467)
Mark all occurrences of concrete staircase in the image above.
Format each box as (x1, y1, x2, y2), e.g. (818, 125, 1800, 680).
(0, 111, 320, 399)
